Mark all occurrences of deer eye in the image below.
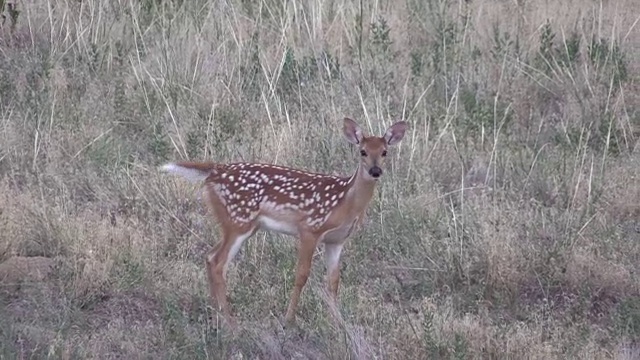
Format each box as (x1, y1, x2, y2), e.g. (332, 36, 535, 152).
(360, 150, 367, 157)
(382, 150, 387, 157)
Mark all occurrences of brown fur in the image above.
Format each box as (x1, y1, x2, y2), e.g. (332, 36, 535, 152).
(161, 118, 408, 330)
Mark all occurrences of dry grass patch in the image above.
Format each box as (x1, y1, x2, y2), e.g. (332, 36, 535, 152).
(1, 0, 639, 358)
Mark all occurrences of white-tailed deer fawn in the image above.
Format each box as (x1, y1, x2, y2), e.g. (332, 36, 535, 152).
(160, 118, 408, 328)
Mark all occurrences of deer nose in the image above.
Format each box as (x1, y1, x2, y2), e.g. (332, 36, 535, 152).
(369, 166, 383, 178)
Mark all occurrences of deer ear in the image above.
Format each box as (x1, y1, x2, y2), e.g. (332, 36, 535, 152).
(343, 117, 363, 145)
(384, 121, 408, 146)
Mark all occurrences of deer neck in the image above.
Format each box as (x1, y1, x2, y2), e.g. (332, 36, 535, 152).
(344, 162, 378, 214)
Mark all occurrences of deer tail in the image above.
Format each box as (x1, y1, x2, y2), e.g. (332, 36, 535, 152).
(160, 161, 217, 183)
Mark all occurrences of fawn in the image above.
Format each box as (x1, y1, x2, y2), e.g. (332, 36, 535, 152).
(160, 117, 408, 328)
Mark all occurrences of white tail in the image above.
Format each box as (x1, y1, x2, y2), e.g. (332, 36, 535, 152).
(161, 117, 408, 329)
(160, 163, 213, 182)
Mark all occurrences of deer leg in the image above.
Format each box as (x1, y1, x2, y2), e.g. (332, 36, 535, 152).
(284, 233, 317, 326)
(206, 228, 254, 328)
(324, 243, 344, 302)
(205, 240, 222, 310)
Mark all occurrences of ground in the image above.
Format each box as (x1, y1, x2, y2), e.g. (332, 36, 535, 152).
(0, 0, 639, 359)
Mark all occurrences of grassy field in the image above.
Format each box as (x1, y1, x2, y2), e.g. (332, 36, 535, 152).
(1, 0, 639, 358)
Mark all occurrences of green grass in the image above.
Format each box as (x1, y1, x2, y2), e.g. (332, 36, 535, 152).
(1, 0, 639, 358)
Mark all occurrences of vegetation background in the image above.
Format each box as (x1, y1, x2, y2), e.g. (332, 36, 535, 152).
(0, 0, 639, 358)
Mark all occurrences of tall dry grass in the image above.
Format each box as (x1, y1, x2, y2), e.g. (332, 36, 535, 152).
(1, 0, 639, 358)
